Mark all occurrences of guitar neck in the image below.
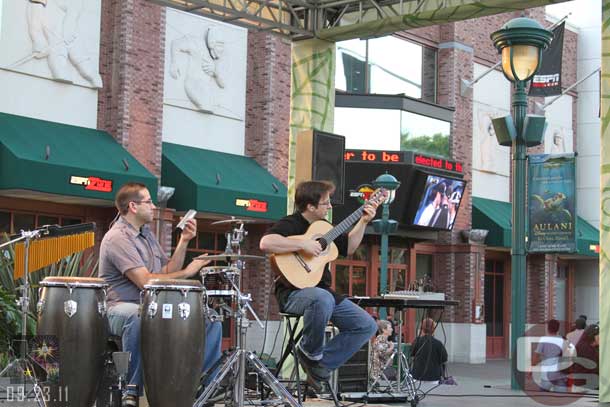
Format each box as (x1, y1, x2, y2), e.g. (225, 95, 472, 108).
(322, 206, 364, 243)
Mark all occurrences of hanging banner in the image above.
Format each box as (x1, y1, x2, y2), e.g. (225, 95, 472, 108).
(288, 39, 336, 213)
(528, 153, 576, 253)
(529, 22, 564, 97)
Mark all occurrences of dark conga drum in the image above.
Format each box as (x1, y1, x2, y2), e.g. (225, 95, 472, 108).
(37, 276, 108, 407)
(141, 279, 205, 407)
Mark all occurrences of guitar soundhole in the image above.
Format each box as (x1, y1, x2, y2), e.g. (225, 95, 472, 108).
(317, 238, 328, 251)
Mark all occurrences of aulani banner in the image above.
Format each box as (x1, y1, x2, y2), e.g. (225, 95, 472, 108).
(528, 154, 576, 253)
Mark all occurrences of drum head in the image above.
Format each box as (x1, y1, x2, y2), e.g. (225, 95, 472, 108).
(144, 279, 203, 291)
(206, 289, 237, 297)
(40, 276, 108, 288)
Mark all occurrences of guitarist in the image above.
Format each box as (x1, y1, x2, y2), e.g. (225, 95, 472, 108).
(260, 180, 379, 388)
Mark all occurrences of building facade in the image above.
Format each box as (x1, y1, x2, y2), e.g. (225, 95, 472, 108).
(0, 0, 598, 362)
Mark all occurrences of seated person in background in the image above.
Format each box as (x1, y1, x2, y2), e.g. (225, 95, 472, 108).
(370, 320, 396, 383)
(533, 319, 572, 392)
(572, 324, 599, 388)
(410, 318, 448, 382)
(566, 318, 586, 347)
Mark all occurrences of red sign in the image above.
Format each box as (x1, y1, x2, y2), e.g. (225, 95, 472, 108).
(413, 154, 463, 173)
(344, 150, 405, 163)
(235, 198, 268, 213)
(70, 175, 113, 193)
(344, 149, 463, 174)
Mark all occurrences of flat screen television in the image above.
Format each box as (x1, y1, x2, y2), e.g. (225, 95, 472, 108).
(332, 161, 417, 225)
(409, 173, 466, 231)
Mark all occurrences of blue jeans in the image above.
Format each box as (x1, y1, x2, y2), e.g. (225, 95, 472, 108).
(282, 287, 377, 370)
(107, 302, 222, 396)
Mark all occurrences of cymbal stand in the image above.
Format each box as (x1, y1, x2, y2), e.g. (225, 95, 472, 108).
(224, 221, 247, 270)
(195, 223, 299, 407)
(0, 230, 47, 406)
(194, 272, 299, 407)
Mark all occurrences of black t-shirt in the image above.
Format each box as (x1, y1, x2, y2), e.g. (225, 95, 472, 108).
(265, 212, 349, 310)
(410, 335, 448, 381)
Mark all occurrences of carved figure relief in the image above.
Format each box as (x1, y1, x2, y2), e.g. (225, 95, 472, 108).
(3, 0, 102, 88)
(169, 27, 226, 111)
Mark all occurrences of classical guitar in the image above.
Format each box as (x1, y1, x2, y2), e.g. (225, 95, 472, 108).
(271, 189, 387, 289)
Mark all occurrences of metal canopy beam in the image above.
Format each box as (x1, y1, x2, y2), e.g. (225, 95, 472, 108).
(147, 0, 571, 41)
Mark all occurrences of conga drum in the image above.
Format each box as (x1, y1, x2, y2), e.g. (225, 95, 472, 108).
(37, 276, 109, 407)
(141, 279, 205, 407)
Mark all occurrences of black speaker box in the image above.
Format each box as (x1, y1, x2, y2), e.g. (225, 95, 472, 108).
(337, 343, 369, 393)
(295, 130, 345, 205)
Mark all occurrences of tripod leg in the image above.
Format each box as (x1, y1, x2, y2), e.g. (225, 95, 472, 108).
(325, 379, 342, 407)
(193, 350, 241, 407)
(0, 357, 48, 407)
(245, 352, 301, 407)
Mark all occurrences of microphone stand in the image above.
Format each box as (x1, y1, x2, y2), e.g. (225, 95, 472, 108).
(0, 229, 47, 406)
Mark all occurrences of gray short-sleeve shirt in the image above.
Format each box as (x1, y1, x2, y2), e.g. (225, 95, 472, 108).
(99, 217, 169, 304)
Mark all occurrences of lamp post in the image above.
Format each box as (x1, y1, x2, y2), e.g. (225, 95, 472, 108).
(372, 173, 400, 319)
(156, 186, 175, 242)
(491, 18, 552, 390)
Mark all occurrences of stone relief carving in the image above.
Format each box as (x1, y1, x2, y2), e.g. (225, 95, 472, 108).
(169, 27, 226, 111)
(5, 0, 102, 88)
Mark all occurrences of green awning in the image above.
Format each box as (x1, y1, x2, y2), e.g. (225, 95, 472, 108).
(0, 112, 157, 204)
(162, 142, 287, 220)
(576, 216, 599, 257)
(472, 197, 512, 248)
(472, 196, 599, 256)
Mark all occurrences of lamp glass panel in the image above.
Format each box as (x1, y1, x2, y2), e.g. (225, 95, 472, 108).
(387, 189, 397, 204)
(502, 45, 539, 82)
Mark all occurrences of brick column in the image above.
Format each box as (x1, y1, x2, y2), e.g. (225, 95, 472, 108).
(432, 243, 485, 324)
(435, 21, 476, 311)
(97, 0, 166, 178)
(245, 32, 292, 184)
(437, 21, 474, 245)
(243, 32, 292, 319)
(527, 254, 556, 325)
(430, 242, 486, 363)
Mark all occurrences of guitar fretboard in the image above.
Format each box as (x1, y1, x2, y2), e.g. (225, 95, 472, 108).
(321, 206, 365, 244)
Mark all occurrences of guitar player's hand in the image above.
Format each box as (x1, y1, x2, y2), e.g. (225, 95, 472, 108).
(301, 239, 322, 256)
(361, 203, 378, 223)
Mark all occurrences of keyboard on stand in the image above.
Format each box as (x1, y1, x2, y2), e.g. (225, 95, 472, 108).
(382, 290, 445, 301)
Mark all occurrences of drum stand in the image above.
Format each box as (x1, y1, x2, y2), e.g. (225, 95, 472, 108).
(194, 221, 299, 407)
(195, 271, 299, 407)
(0, 230, 47, 407)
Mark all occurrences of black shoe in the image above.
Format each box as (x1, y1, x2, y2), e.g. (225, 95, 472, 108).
(295, 345, 330, 381)
(305, 374, 323, 394)
(121, 394, 138, 407)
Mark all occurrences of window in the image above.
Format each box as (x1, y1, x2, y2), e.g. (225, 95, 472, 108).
(172, 228, 227, 264)
(13, 213, 35, 233)
(0, 211, 84, 237)
(400, 111, 451, 157)
(334, 264, 367, 296)
(0, 211, 9, 234)
(336, 36, 437, 103)
(335, 107, 451, 158)
(336, 39, 367, 94)
(368, 36, 423, 98)
(335, 107, 402, 150)
(38, 216, 60, 227)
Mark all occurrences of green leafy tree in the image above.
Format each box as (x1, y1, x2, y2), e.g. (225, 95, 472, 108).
(400, 132, 450, 157)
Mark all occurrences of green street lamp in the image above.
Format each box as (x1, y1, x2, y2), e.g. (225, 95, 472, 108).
(491, 17, 553, 390)
(372, 173, 400, 319)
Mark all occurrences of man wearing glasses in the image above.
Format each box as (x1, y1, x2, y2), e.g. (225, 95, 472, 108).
(260, 180, 379, 390)
(99, 182, 222, 407)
